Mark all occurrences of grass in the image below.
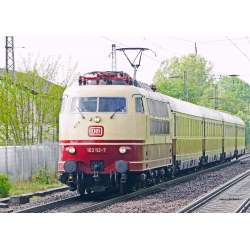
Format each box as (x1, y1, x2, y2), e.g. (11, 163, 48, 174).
(8, 167, 65, 196)
(0, 166, 65, 198)
(9, 177, 64, 196)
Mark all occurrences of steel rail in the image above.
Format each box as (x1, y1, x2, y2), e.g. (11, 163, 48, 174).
(14, 189, 119, 213)
(73, 155, 250, 213)
(177, 168, 250, 213)
(234, 195, 250, 213)
(15, 196, 82, 213)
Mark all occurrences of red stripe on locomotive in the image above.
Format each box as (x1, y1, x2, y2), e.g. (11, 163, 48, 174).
(59, 140, 144, 174)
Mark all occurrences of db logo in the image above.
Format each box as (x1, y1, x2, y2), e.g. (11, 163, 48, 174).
(88, 126, 104, 137)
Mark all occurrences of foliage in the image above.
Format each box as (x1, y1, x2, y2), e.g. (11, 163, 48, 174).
(154, 53, 250, 148)
(34, 166, 50, 184)
(153, 54, 214, 103)
(0, 54, 79, 144)
(0, 174, 12, 198)
(9, 172, 63, 196)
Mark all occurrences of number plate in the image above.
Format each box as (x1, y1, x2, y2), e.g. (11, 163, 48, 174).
(87, 147, 108, 154)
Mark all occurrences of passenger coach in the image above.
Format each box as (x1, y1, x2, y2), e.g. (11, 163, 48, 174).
(57, 71, 245, 194)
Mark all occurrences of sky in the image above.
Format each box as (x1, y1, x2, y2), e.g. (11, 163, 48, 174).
(1, 35, 250, 86)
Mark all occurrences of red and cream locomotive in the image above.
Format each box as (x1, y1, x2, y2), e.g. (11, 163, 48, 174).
(57, 49, 245, 194)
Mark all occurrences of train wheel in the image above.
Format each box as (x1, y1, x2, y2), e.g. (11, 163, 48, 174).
(78, 186, 85, 196)
(86, 188, 91, 194)
(120, 182, 127, 194)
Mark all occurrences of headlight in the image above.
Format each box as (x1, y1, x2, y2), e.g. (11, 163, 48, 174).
(68, 147, 76, 154)
(119, 146, 126, 154)
(94, 116, 101, 123)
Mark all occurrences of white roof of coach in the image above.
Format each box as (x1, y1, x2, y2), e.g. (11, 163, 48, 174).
(168, 96, 244, 125)
(143, 90, 245, 126)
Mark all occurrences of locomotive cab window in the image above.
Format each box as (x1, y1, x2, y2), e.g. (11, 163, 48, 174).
(71, 97, 126, 113)
(71, 97, 97, 112)
(135, 97, 144, 113)
(99, 97, 126, 112)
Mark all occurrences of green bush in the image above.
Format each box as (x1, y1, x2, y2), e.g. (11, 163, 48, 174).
(0, 174, 12, 198)
(34, 166, 50, 185)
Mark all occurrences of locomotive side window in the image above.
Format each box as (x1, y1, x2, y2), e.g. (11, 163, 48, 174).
(135, 97, 144, 113)
(156, 102, 162, 116)
(163, 103, 169, 117)
(99, 97, 126, 112)
(147, 99, 169, 117)
(147, 99, 154, 115)
(150, 119, 170, 135)
(60, 98, 66, 114)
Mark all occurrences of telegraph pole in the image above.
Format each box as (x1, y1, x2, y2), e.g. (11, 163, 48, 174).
(228, 74, 239, 92)
(184, 71, 188, 100)
(111, 44, 117, 71)
(215, 85, 219, 110)
(5, 36, 15, 76)
(169, 71, 189, 101)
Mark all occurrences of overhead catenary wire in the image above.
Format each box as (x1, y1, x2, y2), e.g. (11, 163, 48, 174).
(141, 36, 180, 55)
(168, 36, 249, 44)
(100, 36, 163, 63)
(225, 36, 250, 62)
(246, 36, 250, 44)
(101, 36, 250, 84)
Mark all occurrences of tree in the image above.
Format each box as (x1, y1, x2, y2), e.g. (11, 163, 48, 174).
(153, 54, 214, 104)
(0, 54, 80, 144)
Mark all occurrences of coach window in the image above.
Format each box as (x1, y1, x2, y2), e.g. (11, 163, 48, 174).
(135, 97, 144, 113)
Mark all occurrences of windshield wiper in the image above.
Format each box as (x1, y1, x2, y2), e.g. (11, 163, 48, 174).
(110, 106, 125, 119)
(75, 106, 85, 119)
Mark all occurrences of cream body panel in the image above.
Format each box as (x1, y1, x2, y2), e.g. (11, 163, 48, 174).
(60, 85, 147, 141)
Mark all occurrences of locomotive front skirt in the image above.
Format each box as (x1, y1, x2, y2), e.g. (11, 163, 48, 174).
(58, 72, 245, 194)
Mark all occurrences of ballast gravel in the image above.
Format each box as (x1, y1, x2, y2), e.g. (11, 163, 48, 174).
(1, 159, 250, 213)
(0, 189, 78, 213)
(93, 160, 250, 213)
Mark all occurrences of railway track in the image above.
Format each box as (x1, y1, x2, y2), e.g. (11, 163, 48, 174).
(178, 161, 250, 213)
(14, 153, 250, 213)
(15, 190, 120, 213)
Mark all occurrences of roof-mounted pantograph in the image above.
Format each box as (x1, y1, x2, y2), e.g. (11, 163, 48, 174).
(109, 47, 156, 85)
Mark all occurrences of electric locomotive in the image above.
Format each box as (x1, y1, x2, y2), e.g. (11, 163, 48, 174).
(57, 47, 245, 194)
(57, 70, 245, 194)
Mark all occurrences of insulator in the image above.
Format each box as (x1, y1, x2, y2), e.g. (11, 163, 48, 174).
(79, 76, 83, 85)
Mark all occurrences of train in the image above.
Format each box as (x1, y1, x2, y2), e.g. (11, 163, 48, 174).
(57, 71, 245, 194)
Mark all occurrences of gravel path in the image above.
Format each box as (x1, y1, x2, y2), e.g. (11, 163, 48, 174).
(93, 160, 250, 213)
